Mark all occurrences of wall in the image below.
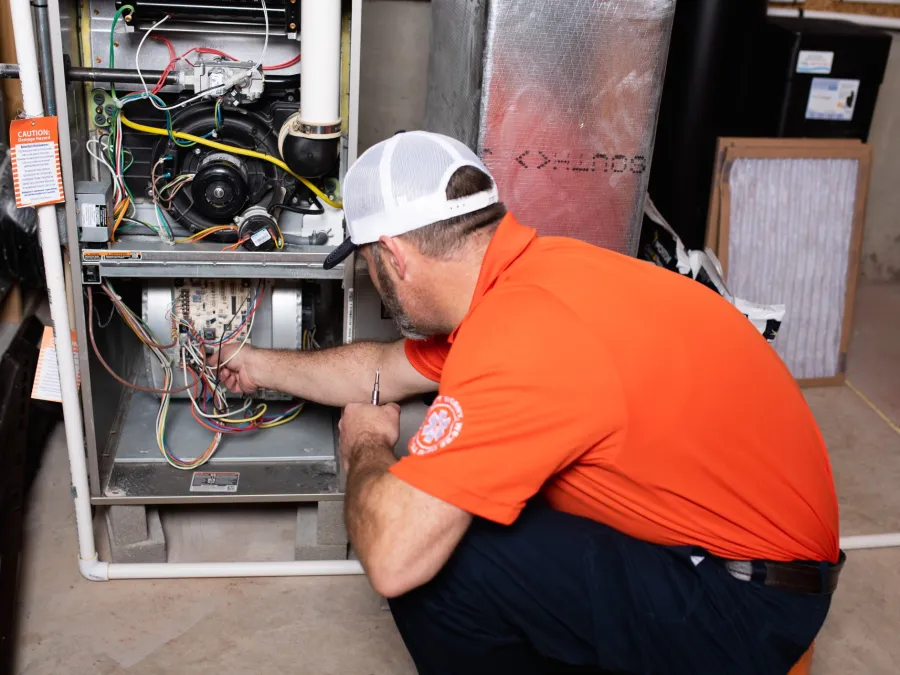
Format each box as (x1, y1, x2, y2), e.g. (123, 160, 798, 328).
(861, 34, 900, 280)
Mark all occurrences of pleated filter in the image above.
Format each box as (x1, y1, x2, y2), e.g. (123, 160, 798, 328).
(713, 141, 871, 384)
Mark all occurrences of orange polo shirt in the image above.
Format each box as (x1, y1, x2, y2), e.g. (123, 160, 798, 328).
(389, 214, 840, 563)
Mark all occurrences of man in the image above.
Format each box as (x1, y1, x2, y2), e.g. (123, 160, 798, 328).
(215, 131, 842, 674)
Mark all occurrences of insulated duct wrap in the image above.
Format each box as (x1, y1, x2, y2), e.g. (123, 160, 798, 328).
(426, 0, 676, 254)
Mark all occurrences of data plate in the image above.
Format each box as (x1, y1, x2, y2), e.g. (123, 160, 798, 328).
(190, 471, 240, 493)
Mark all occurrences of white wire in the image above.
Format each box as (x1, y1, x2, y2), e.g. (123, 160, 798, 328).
(134, 15, 231, 112)
(85, 139, 123, 205)
(256, 0, 269, 74)
(214, 306, 256, 370)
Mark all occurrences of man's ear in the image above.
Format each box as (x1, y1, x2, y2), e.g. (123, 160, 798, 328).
(378, 235, 409, 279)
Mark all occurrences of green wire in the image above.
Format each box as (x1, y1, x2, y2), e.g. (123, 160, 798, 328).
(108, 5, 135, 99)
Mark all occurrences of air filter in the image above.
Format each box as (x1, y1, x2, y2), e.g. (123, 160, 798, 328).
(425, 0, 676, 255)
(709, 138, 871, 385)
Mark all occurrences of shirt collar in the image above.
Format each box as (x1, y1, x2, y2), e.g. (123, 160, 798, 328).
(447, 213, 536, 343)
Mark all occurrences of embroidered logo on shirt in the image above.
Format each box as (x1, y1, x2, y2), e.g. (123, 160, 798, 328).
(410, 395, 464, 455)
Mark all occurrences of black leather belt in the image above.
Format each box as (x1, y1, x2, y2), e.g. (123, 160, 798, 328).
(710, 550, 845, 595)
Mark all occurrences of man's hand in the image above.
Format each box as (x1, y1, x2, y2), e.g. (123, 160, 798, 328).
(339, 402, 401, 470)
(208, 343, 261, 394)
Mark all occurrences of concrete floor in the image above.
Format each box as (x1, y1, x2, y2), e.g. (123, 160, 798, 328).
(13, 281, 900, 674)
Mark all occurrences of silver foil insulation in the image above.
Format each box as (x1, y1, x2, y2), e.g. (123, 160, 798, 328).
(426, 0, 676, 255)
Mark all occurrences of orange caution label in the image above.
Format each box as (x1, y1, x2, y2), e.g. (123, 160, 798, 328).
(31, 327, 80, 403)
(9, 117, 65, 208)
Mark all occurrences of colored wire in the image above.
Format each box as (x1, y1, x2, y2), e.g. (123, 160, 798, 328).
(110, 197, 130, 241)
(263, 54, 301, 71)
(174, 225, 238, 244)
(117, 111, 342, 208)
(87, 286, 198, 394)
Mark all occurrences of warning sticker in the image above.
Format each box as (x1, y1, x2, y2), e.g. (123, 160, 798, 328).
(250, 228, 272, 247)
(9, 117, 65, 208)
(805, 78, 859, 122)
(31, 326, 80, 402)
(797, 51, 834, 75)
(190, 471, 240, 493)
(82, 250, 142, 261)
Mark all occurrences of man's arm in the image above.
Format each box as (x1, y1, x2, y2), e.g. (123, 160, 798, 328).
(212, 339, 437, 407)
(340, 403, 472, 598)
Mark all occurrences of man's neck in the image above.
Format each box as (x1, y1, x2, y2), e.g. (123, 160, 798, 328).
(428, 242, 490, 334)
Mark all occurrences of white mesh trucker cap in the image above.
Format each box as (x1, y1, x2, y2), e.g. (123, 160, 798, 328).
(323, 131, 499, 269)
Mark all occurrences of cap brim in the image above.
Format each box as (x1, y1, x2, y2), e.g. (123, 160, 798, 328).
(322, 238, 358, 270)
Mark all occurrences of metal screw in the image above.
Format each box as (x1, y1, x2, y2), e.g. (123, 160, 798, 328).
(194, 148, 202, 155)
(95, 57, 102, 64)
(114, 41, 119, 47)
(289, 22, 296, 29)
(213, 187, 225, 199)
(93, 8, 99, 15)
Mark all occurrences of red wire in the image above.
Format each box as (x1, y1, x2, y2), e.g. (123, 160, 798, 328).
(263, 54, 302, 71)
(150, 36, 177, 94)
(154, 45, 301, 82)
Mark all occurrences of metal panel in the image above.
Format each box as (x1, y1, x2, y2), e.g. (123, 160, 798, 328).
(426, 0, 676, 255)
(112, 390, 336, 464)
(100, 460, 341, 504)
(87, 0, 302, 86)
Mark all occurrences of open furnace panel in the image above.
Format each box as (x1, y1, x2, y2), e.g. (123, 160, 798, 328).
(50, 0, 364, 504)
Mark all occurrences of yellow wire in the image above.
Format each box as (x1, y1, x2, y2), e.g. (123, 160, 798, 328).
(118, 112, 342, 209)
(259, 404, 304, 429)
(218, 403, 268, 424)
(111, 197, 130, 241)
(174, 225, 238, 244)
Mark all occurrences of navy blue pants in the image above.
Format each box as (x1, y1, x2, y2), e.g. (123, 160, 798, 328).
(389, 504, 831, 675)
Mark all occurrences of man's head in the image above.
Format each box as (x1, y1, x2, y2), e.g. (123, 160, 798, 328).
(325, 132, 507, 339)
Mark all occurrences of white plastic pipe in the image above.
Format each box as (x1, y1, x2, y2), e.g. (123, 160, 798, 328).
(768, 6, 900, 30)
(840, 533, 900, 551)
(80, 558, 364, 581)
(300, 0, 342, 126)
(10, 0, 96, 565)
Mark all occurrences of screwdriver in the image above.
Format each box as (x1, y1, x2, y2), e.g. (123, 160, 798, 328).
(371, 368, 380, 405)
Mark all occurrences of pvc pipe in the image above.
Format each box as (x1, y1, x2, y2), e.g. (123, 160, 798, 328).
(79, 557, 364, 581)
(300, 0, 341, 126)
(767, 7, 900, 30)
(9, 0, 96, 566)
(840, 533, 900, 551)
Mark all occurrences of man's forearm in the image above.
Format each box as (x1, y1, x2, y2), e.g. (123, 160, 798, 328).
(343, 441, 472, 598)
(251, 341, 396, 406)
(344, 437, 397, 566)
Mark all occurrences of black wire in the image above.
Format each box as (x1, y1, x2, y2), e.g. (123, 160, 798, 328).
(269, 195, 324, 216)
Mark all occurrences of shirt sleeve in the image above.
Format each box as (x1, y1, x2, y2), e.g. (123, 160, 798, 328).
(404, 336, 451, 382)
(390, 289, 627, 524)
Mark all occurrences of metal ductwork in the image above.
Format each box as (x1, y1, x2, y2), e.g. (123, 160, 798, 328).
(426, 0, 676, 255)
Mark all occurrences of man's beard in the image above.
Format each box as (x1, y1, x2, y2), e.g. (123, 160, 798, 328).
(372, 249, 433, 340)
